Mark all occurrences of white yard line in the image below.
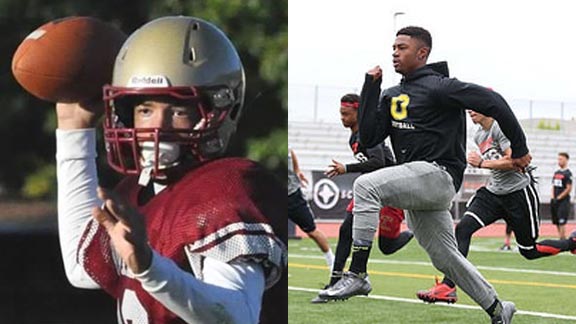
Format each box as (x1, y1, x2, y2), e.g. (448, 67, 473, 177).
(289, 254, 576, 277)
(289, 286, 576, 321)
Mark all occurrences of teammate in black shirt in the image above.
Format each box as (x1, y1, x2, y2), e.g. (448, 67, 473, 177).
(312, 94, 413, 303)
(551, 152, 573, 239)
(320, 26, 530, 324)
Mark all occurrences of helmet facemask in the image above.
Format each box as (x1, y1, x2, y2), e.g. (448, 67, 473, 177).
(103, 85, 239, 184)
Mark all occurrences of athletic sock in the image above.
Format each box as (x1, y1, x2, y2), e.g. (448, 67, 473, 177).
(349, 240, 372, 275)
(486, 299, 502, 318)
(329, 271, 343, 286)
(324, 249, 335, 269)
(441, 277, 456, 289)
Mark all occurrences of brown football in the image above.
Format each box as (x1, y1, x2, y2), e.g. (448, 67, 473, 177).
(12, 16, 127, 103)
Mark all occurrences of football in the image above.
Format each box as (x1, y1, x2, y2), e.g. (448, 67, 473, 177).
(11, 16, 127, 103)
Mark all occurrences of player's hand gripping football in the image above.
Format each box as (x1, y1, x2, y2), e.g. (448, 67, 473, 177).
(92, 187, 153, 274)
(56, 98, 104, 130)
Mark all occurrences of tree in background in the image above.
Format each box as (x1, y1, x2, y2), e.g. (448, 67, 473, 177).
(0, 0, 287, 199)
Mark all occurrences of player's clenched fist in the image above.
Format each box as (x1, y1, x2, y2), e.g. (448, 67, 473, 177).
(467, 151, 483, 168)
(512, 153, 532, 172)
(367, 65, 383, 80)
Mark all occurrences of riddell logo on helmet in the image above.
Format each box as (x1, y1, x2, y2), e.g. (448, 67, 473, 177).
(127, 75, 170, 87)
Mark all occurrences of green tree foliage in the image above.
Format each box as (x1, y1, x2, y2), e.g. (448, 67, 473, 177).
(160, 0, 288, 174)
(536, 119, 561, 131)
(0, 0, 287, 199)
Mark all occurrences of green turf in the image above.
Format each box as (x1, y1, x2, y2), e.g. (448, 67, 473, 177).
(288, 237, 576, 323)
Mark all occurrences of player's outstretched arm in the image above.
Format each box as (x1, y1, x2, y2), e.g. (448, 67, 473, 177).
(438, 80, 531, 168)
(325, 159, 346, 178)
(290, 149, 309, 187)
(94, 187, 265, 323)
(56, 100, 104, 289)
(346, 143, 395, 174)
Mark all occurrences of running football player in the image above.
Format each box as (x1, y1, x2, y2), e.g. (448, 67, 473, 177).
(417, 110, 576, 304)
(321, 26, 530, 323)
(311, 94, 413, 303)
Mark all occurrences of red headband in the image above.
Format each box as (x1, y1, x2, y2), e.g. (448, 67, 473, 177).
(341, 101, 359, 109)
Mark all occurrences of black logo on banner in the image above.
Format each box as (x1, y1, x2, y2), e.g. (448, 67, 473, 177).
(310, 171, 358, 220)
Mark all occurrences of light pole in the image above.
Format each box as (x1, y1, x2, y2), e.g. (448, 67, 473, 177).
(393, 12, 405, 34)
(390, 12, 405, 85)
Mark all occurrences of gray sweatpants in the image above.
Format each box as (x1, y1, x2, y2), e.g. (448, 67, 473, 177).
(352, 161, 498, 310)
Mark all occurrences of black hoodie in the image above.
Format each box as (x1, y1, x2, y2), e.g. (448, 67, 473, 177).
(358, 62, 528, 191)
(345, 131, 395, 173)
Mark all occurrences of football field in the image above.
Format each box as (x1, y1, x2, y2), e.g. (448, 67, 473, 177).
(288, 237, 576, 323)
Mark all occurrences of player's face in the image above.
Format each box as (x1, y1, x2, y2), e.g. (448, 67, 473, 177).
(392, 35, 427, 75)
(467, 110, 486, 124)
(558, 155, 568, 168)
(133, 98, 201, 130)
(340, 105, 357, 129)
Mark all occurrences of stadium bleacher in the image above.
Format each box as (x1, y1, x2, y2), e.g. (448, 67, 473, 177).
(289, 119, 576, 202)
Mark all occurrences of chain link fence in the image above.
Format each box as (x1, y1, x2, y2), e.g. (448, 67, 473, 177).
(289, 84, 576, 130)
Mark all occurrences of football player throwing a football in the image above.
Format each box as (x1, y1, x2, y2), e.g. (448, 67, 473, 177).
(55, 16, 286, 324)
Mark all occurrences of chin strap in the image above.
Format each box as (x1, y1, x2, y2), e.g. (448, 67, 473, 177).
(138, 141, 183, 186)
(138, 166, 153, 186)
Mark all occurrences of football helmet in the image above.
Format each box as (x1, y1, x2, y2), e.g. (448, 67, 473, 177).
(103, 16, 245, 180)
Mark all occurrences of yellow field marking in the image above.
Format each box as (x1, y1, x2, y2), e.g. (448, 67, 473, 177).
(289, 262, 576, 290)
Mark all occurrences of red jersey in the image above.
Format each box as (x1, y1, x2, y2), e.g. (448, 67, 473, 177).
(77, 157, 287, 323)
